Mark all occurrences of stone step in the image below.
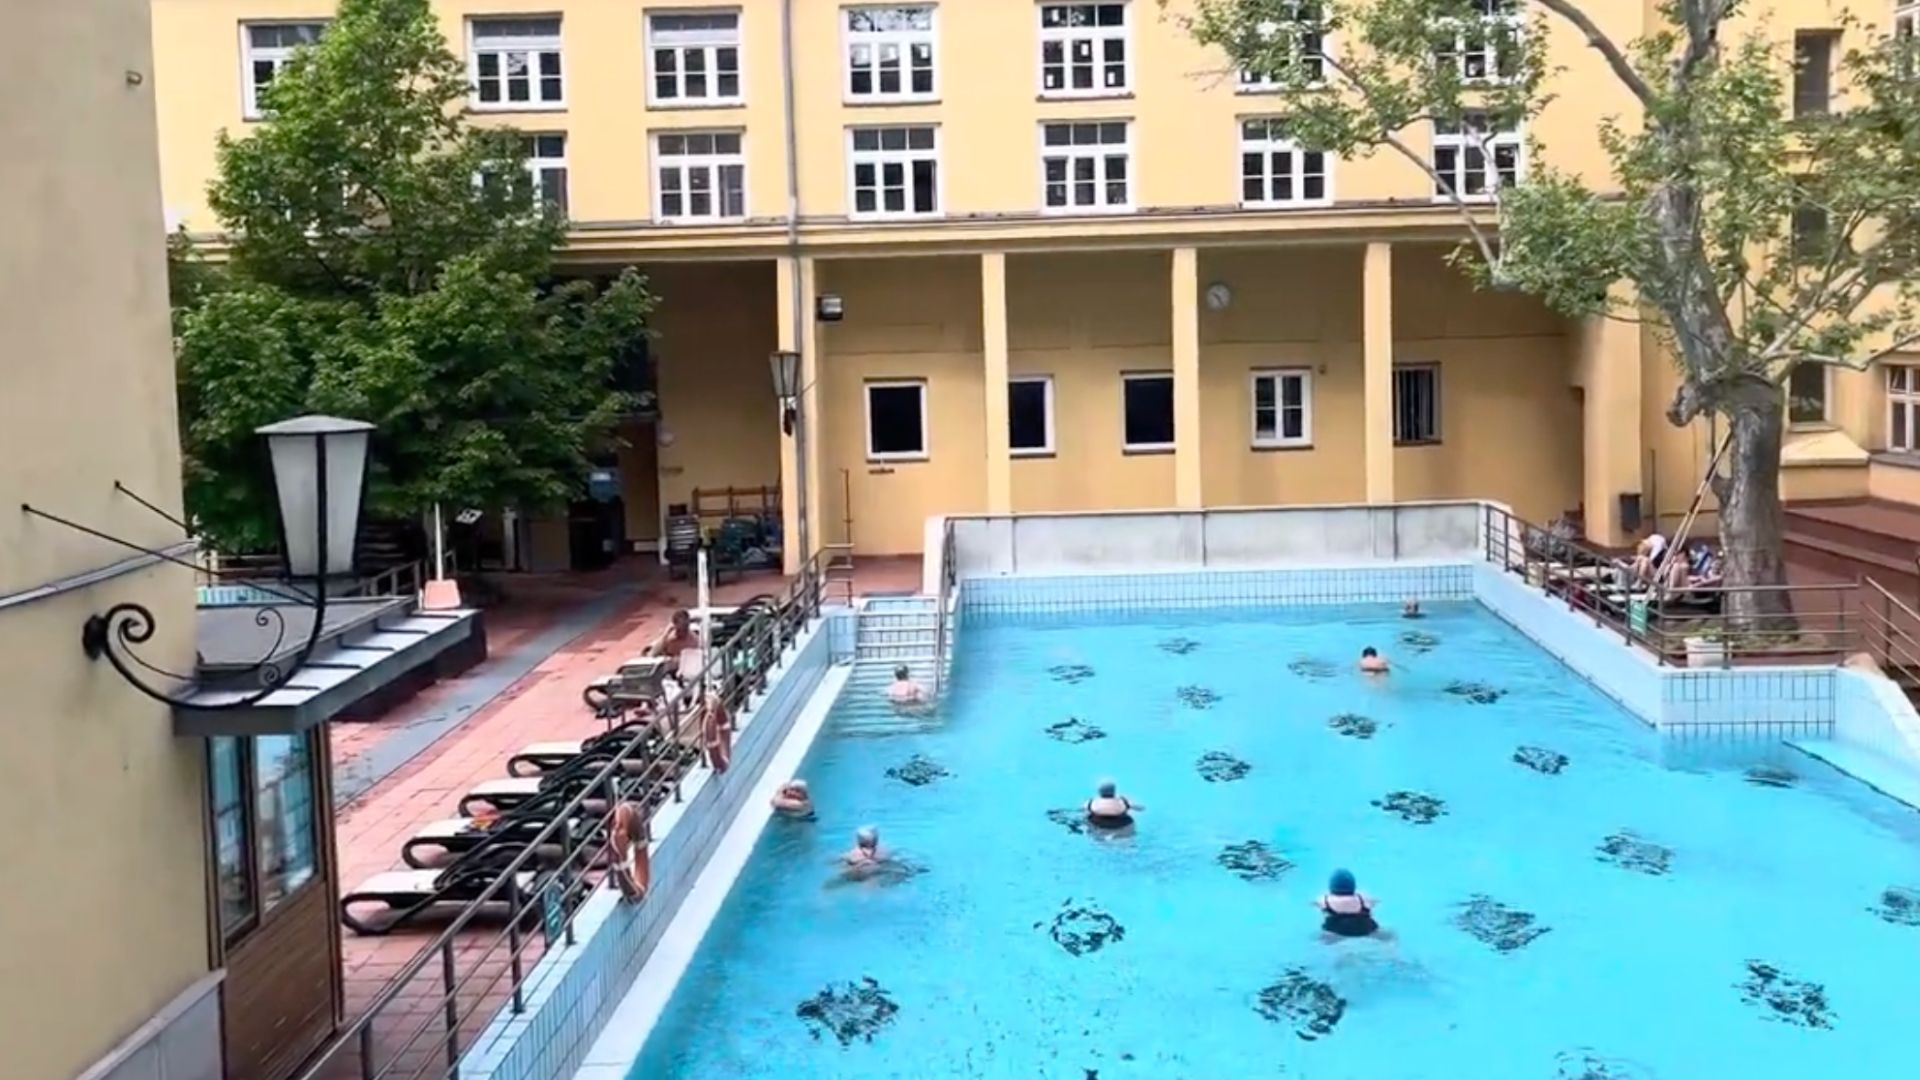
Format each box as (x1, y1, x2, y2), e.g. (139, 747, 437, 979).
(1785, 501, 1920, 565)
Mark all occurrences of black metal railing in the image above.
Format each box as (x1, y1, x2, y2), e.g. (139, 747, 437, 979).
(931, 519, 957, 696)
(298, 553, 828, 1080)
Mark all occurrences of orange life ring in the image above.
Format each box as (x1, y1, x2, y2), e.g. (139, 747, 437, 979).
(703, 694, 733, 773)
(609, 802, 650, 901)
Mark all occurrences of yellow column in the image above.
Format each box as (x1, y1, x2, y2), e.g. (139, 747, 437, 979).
(1363, 242, 1395, 503)
(776, 255, 822, 575)
(1171, 246, 1203, 508)
(1572, 296, 1644, 545)
(982, 253, 1013, 513)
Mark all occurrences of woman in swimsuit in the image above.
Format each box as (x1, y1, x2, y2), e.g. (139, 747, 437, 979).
(1317, 869, 1381, 939)
(1084, 780, 1142, 829)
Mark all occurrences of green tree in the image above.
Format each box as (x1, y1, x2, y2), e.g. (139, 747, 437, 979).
(1181, 0, 1920, 624)
(175, 0, 652, 551)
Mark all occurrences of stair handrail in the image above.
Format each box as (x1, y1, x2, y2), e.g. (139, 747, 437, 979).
(1656, 431, 1733, 603)
(1859, 576, 1920, 680)
(931, 518, 957, 696)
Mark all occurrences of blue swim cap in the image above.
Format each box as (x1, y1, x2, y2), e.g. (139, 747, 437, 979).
(1329, 869, 1357, 895)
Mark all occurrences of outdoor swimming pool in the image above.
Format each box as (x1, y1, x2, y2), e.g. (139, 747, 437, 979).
(630, 601, 1920, 1079)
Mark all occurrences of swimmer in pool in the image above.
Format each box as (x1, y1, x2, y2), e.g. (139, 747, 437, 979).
(1084, 780, 1142, 829)
(842, 826, 886, 870)
(1317, 869, 1383, 939)
(886, 665, 929, 707)
(1358, 646, 1390, 674)
(1402, 597, 1422, 619)
(770, 779, 813, 818)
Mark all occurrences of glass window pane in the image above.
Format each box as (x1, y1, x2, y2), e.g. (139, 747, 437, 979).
(1124, 375, 1176, 446)
(911, 159, 937, 212)
(868, 385, 926, 455)
(254, 734, 317, 913)
(1009, 380, 1050, 451)
(211, 737, 254, 936)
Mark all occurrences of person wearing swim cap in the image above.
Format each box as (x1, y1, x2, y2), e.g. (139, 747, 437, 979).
(1316, 869, 1382, 939)
(842, 825, 885, 869)
(770, 778, 813, 818)
(1084, 779, 1142, 829)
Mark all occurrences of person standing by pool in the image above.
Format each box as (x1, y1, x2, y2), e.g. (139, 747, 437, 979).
(886, 664, 929, 706)
(771, 779, 814, 818)
(1401, 598, 1422, 618)
(1085, 780, 1142, 829)
(1358, 646, 1390, 674)
(1317, 869, 1382, 939)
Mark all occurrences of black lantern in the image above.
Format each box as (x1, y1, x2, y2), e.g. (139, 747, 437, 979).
(770, 349, 801, 435)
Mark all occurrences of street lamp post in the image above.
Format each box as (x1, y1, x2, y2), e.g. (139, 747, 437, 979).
(770, 349, 811, 572)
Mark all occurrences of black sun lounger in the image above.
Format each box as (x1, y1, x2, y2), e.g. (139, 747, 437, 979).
(340, 844, 539, 937)
(506, 718, 662, 778)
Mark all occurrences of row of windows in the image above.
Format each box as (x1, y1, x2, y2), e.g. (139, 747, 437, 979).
(862, 366, 1442, 461)
(482, 114, 1521, 225)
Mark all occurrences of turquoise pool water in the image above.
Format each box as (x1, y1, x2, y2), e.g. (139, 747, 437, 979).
(632, 602, 1920, 1079)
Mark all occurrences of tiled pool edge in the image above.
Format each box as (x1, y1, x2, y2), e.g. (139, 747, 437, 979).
(457, 611, 850, 1080)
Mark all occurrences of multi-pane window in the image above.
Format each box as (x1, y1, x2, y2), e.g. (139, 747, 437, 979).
(1393, 364, 1441, 444)
(1787, 362, 1831, 425)
(469, 17, 565, 109)
(845, 6, 936, 101)
(647, 11, 743, 106)
(1435, 0, 1521, 83)
(524, 134, 569, 214)
(654, 131, 747, 222)
(1432, 112, 1520, 200)
(241, 21, 326, 119)
(849, 127, 940, 218)
(1039, 2, 1129, 96)
(1240, 118, 1329, 206)
(1888, 365, 1920, 452)
(1122, 372, 1175, 451)
(1793, 30, 1838, 117)
(210, 737, 254, 939)
(1009, 376, 1056, 455)
(1041, 121, 1132, 212)
(1790, 204, 1829, 262)
(1251, 369, 1313, 448)
(866, 381, 929, 459)
(1237, 1, 1326, 89)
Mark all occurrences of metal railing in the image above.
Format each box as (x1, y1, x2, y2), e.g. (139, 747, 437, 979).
(930, 520, 957, 696)
(1482, 504, 1860, 667)
(298, 553, 829, 1080)
(1859, 577, 1920, 685)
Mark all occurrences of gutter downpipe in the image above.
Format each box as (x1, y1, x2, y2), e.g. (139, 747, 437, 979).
(780, 0, 813, 571)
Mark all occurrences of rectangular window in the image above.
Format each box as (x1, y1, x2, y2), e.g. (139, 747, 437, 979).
(849, 126, 940, 218)
(846, 6, 936, 101)
(866, 380, 929, 460)
(1432, 112, 1520, 201)
(648, 10, 743, 106)
(470, 17, 565, 109)
(525, 133, 569, 215)
(1237, 1, 1326, 89)
(209, 737, 255, 940)
(654, 131, 747, 222)
(253, 734, 318, 914)
(1435, 0, 1521, 83)
(1041, 121, 1132, 212)
(1794, 30, 1837, 117)
(1787, 362, 1830, 425)
(1122, 372, 1175, 451)
(1039, 2, 1129, 97)
(1239, 118, 1329, 207)
(1009, 376, 1055, 455)
(1251, 369, 1313, 448)
(1790, 203, 1829, 262)
(241, 21, 326, 119)
(1889, 365, 1920, 452)
(1899, 4, 1918, 51)
(1392, 364, 1441, 444)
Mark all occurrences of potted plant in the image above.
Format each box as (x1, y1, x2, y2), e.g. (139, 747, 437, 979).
(1684, 624, 1728, 669)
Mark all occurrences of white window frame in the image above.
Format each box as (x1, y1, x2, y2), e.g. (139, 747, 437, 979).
(1236, 1, 1329, 91)
(1008, 375, 1057, 456)
(523, 133, 569, 215)
(1392, 363, 1442, 445)
(1887, 363, 1920, 453)
(864, 380, 931, 461)
(1239, 118, 1332, 208)
(1434, 0, 1523, 85)
(846, 126, 943, 220)
(1037, 2, 1131, 99)
(467, 17, 566, 111)
(1431, 112, 1522, 203)
(1121, 371, 1175, 453)
(1039, 120, 1133, 215)
(651, 130, 748, 224)
(1899, 2, 1918, 44)
(645, 9, 745, 108)
(239, 20, 328, 120)
(1250, 368, 1313, 448)
(843, 5, 939, 103)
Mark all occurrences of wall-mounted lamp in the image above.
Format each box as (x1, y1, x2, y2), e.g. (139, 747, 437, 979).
(816, 294, 845, 322)
(770, 349, 802, 436)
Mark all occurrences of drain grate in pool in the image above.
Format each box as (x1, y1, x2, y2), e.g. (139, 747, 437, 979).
(1177, 685, 1222, 709)
(795, 977, 900, 1045)
(1444, 680, 1507, 705)
(1454, 895, 1551, 953)
(1048, 664, 1096, 684)
(1158, 636, 1200, 655)
(1287, 657, 1338, 681)
(1736, 961, 1834, 1029)
(1513, 746, 1569, 774)
(883, 754, 949, 787)
(1595, 831, 1673, 876)
(1553, 1049, 1654, 1079)
(1328, 713, 1379, 739)
(1373, 790, 1447, 824)
(1869, 885, 1920, 926)
(1045, 808, 1089, 835)
(1196, 751, 1250, 782)
(1397, 629, 1442, 654)
(1254, 969, 1346, 1041)
(1045, 717, 1107, 744)
(1217, 840, 1292, 881)
(1037, 900, 1126, 956)
(1744, 766, 1798, 788)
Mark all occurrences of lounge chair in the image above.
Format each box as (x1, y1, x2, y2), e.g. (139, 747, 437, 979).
(581, 656, 676, 719)
(340, 843, 538, 937)
(507, 718, 661, 778)
(399, 808, 576, 869)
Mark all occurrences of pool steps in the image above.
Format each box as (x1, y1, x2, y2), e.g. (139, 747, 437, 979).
(832, 596, 950, 736)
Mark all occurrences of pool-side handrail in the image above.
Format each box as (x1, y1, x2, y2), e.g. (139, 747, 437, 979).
(932, 518, 956, 696)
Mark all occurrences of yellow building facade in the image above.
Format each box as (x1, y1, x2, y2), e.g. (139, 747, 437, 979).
(151, 0, 1920, 565)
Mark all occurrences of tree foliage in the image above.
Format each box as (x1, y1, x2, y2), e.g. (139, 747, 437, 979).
(174, 0, 651, 550)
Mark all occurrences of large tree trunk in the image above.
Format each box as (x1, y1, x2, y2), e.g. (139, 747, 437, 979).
(1712, 377, 1795, 629)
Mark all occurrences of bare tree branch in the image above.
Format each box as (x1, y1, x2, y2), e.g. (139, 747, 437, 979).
(1530, 0, 1655, 107)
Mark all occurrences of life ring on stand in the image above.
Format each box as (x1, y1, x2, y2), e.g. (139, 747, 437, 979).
(609, 802, 650, 902)
(703, 693, 733, 774)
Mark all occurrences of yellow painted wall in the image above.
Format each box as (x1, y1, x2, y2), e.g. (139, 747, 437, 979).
(1870, 459, 1920, 504)
(1, 2, 211, 1076)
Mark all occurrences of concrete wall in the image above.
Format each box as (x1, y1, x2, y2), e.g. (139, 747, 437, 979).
(0, 2, 216, 1078)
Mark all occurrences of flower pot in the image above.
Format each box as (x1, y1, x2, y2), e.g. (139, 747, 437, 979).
(1684, 636, 1726, 669)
